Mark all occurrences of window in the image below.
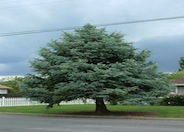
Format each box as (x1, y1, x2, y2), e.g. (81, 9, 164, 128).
(0, 89, 7, 94)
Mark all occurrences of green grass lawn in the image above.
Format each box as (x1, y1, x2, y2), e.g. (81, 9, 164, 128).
(0, 104, 184, 118)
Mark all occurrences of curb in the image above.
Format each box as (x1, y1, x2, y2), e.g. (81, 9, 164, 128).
(1, 112, 184, 121)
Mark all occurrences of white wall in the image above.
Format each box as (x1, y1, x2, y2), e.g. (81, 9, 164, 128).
(0, 76, 24, 82)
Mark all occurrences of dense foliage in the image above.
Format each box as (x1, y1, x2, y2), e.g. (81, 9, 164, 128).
(0, 77, 23, 96)
(160, 95, 184, 106)
(179, 57, 184, 71)
(167, 70, 184, 80)
(21, 24, 172, 113)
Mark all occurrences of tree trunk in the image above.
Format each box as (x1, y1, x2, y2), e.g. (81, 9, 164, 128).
(95, 98, 110, 114)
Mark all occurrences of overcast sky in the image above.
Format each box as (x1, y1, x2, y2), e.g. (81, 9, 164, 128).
(0, 0, 184, 76)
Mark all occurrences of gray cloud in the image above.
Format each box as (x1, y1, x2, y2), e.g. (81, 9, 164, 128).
(0, 61, 30, 76)
(136, 35, 184, 72)
(1, 0, 184, 75)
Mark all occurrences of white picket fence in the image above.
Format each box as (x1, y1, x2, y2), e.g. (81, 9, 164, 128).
(0, 97, 42, 107)
(0, 97, 94, 107)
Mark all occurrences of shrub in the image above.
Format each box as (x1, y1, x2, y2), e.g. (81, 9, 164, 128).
(160, 94, 184, 106)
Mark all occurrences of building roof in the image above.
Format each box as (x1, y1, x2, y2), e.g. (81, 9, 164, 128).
(173, 78, 184, 86)
(0, 85, 12, 89)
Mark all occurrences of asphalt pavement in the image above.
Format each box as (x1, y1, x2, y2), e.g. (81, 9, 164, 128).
(0, 114, 184, 132)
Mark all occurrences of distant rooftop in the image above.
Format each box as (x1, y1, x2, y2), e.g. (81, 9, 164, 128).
(173, 78, 184, 85)
(0, 84, 12, 89)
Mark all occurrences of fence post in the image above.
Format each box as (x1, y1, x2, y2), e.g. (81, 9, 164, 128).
(2, 96, 5, 107)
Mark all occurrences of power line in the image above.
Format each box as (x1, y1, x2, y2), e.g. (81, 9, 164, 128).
(1, 15, 184, 37)
(96, 16, 184, 27)
(0, 0, 73, 9)
(0, 0, 25, 4)
(0, 26, 82, 37)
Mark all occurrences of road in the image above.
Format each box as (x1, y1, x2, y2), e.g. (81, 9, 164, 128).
(0, 114, 184, 132)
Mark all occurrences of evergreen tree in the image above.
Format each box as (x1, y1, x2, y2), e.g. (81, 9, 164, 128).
(179, 57, 184, 71)
(21, 24, 171, 113)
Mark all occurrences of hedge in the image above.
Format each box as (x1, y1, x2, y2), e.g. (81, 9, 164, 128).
(160, 94, 184, 106)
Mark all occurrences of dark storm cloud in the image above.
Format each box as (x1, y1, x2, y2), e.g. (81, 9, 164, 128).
(1, 0, 184, 75)
(136, 35, 184, 72)
(0, 62, 30, 76)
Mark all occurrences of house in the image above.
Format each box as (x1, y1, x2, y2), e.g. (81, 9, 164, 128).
(173, 78, 184, 94)
(0, 85, 12, 95)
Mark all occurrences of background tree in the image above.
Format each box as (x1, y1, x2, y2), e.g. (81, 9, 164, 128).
(167, 57, 184, 80)
(179, 57, 184, 71)
(167, 70, 184, 80)
(21, 24, 172, 113)
(0, 77, 23, 96)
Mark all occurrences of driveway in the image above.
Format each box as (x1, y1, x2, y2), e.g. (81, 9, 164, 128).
(0, 114, 184, 132)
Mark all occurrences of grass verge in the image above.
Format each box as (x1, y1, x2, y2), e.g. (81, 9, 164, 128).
(0, 104, 184, 118)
